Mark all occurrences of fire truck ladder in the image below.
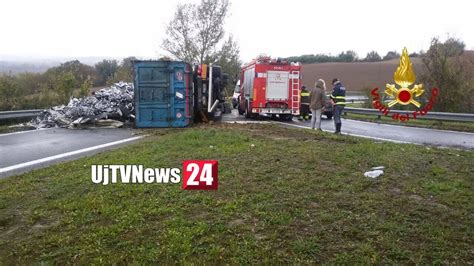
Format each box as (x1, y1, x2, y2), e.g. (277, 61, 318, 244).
(291, 71, 300, 114)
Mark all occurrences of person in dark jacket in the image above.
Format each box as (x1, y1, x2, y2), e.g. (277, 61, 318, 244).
(330, 78, 346, 134)
(299, 85, 310, 121)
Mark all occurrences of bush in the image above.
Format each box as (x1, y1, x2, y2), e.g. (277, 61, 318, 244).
(420, 37, 474, 112)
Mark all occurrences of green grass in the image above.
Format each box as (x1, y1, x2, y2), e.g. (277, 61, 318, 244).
(0, 124, 473, 264)
(0, 118, 35, 134)
(344, 113, 474, 132)
(345, 102, 365, 108)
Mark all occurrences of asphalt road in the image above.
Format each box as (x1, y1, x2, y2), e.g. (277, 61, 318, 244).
(223, 110, 474, 149)
(0, 128, 141, 178)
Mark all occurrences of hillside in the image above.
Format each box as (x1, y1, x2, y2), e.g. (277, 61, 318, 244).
(301, 51, 474, 91)
(301, 58, 423, 92)
(0, 57, 120, 74)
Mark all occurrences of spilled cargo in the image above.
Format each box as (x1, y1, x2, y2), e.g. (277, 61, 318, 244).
(32, 82, 135, 128)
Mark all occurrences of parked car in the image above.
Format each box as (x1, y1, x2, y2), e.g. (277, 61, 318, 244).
(232, 80, 240, 108)
(307, 94, 333, 119)
(323, 94, 333, 119)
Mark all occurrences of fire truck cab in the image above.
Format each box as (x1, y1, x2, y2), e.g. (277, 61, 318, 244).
(238, 56, 302, 120)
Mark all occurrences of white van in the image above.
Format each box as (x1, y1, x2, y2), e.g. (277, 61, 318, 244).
(232, 80, 240, 108)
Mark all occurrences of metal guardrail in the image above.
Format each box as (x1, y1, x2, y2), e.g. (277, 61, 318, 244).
(343, 107, 474, 122)
(0, 109, 43, 121)
(1, 107, 473, 123)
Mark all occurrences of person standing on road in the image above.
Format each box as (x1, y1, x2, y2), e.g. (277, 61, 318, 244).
(299, 85, 310, 121)
(309, 79, 325, 130)
(330, 78, 346, 134)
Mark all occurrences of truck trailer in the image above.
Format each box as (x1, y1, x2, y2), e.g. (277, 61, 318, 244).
(133, 60, 228, 127)
(238, 56, 302, 120)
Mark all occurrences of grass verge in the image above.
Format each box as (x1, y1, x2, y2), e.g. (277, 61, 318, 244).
(0, 118, 35, 134)
(344, 113, 474, 133)
(0, 124, 472, 263)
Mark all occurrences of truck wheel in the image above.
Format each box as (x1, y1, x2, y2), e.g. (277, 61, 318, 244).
(223, 102, 232, 114)
(238, 105, 245, 115)
(208, 110, 223, 122)
(244, 102, 252, 119)
(280, 114, 293, 121)
(212, 66, 222, 78)
(222, 73, 229, 86)
(238, 98, 244, 114)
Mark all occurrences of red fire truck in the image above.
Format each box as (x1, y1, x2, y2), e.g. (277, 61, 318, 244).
(237, 56, 302, 120)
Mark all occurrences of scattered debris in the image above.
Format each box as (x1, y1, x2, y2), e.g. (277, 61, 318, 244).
(32, 82, 134, 128)
(371, 166, 385, 170)
(364, 166, 385, 179)
(364, 170, 383, 179)
(8, 123, 36, 130)
(95, 119, 124, 128)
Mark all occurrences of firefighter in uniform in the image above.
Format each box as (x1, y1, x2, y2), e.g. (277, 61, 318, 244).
(330, 78, 346, 134)
(299, 85, 310, 121)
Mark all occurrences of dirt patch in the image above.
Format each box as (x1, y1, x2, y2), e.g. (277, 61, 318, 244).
(228, 218, 245, 227)
(30, 219, 59, 233)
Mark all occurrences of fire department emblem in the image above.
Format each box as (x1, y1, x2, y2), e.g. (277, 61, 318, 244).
(371, 47, 439, 122)
(385, 47, 424, 107)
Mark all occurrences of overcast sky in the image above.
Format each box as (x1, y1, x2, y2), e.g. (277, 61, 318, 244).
(1, 0, 472, 62)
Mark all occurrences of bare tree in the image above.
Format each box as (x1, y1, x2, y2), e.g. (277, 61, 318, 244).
(193, 0, 229, 63)
(162, 4, 197, 64)
(162, 0, 230, 64)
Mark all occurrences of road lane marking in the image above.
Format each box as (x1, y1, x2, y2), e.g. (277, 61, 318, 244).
(0, 136, 143, 174)
(0, 128, 52, 137)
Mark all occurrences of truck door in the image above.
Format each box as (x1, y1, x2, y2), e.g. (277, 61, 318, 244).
(170, 63, 192, 127)
(135, 62, 172, 127)
(266, 71, 289, 101)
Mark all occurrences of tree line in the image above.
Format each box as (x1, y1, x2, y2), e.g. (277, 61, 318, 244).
(0, 58, 135, 111)
(285, 50, 422, 64)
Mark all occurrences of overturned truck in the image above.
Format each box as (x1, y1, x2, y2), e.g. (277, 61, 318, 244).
(133, 60, 229, 128)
